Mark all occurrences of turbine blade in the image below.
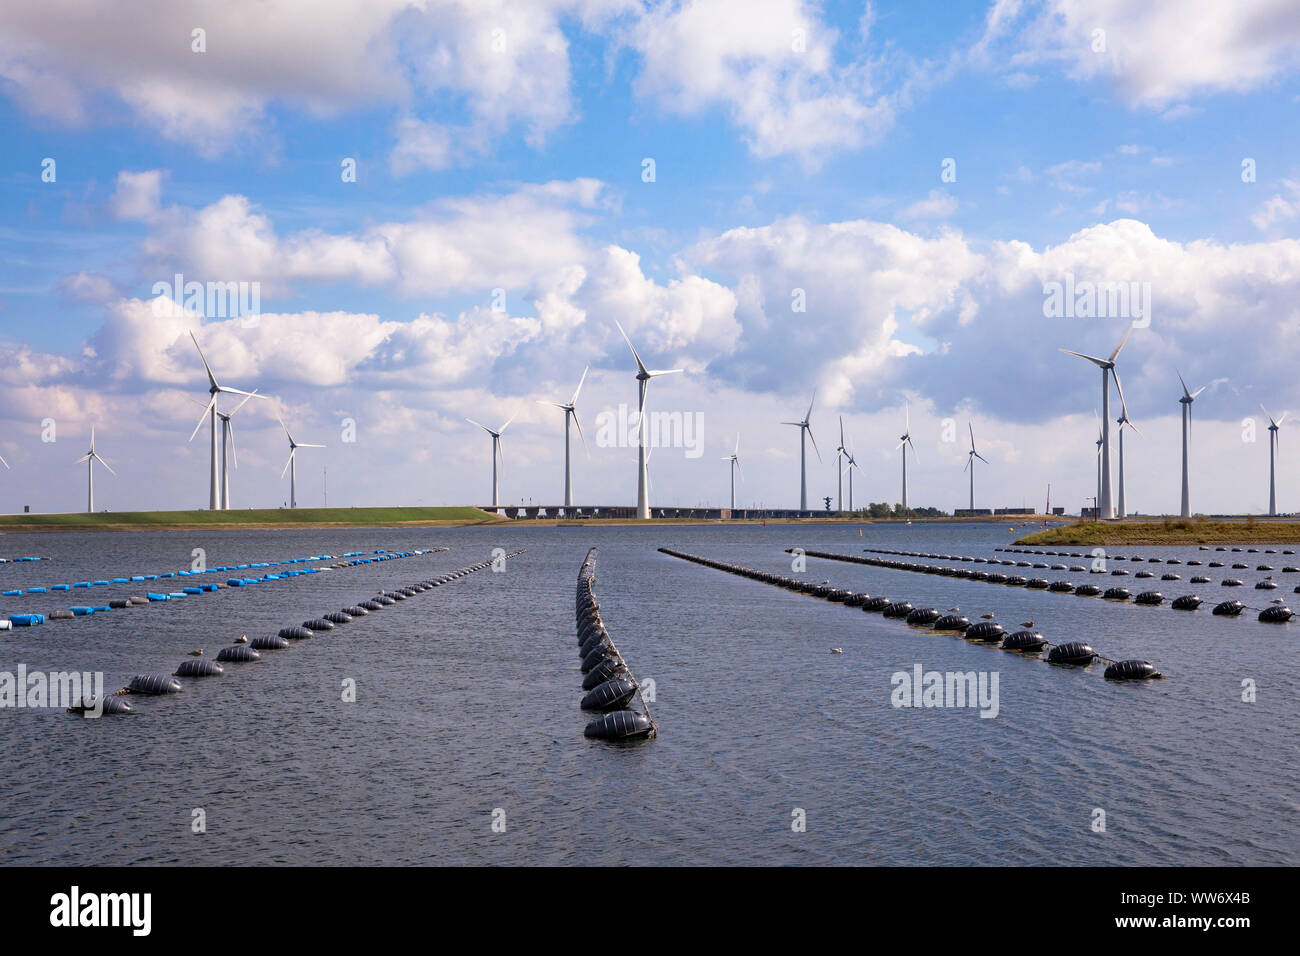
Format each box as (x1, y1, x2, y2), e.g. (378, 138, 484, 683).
(839, 415, 845, 450)
(1176, 368, 1191, 399)
(907, 436, 918, 464)
(465, 418, 493, 435)
(95, 454, 116, 476)
(191, 331, 219, 390)
(0, 453, 8, 469)
(299, 443, 325, 448)
(968, 421, 975, 451)
(229, 420, 239, 469)
(807, 426, 821, 461)
(963, 455, 971, 472)
(1191, 386, 1206, 399)
(806, 389, 817, 422)
(189, 396, 216, 442)
(614, 320, 648, 376)
(1112, 367, 1130, 420)
(735, 457, 744, 481)
(1060, 348, 1108, 368)
(1108, 325, 1132, 363)
(498, 411, 517, 434)
(229, 389, 259, 416)
(976, 452, 990, 464)
(572, 410, 589, 457)
(281, 450, 294, 479)
(1277, 412, 1288, 427)
(647, 368, 683, 377)
(74, 453, 91, 464)
(497, 436, 505, 474)
(1126, 420, 1142, 438)
(570, 365, 589, 406)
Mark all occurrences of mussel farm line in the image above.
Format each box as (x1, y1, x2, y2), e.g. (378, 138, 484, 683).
(2, 547, 452, 629)
(658, 548, 1163, 682)
(803, 549, 1294, 624)
(576, 548, 657, 741)
(65, 550, 526, 718)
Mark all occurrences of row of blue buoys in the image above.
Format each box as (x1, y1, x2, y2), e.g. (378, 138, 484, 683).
(811, 549, 1294, 624)
(2, 548, 450, 628)
(658, 547, 1163, 681)
(66, 549, 520, 717)
(575, 549, 656, 741)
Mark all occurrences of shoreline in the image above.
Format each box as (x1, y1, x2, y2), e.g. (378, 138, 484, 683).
(0, 508, 1060, 534)
(1014, 519, 1300, 546)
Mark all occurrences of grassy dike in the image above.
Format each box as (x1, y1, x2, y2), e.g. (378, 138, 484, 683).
(1015, 519, 1300, 546)
(0, 507, 505, 533)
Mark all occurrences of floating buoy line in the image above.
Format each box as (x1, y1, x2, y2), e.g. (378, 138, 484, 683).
(0, 555, 46, 564)
(658, 547, 1164, 682)
(801, 548, 1295, 625)
(63, 550, 525, 717)
(575, 548, 656, 741)
(1, 547, 450, 629)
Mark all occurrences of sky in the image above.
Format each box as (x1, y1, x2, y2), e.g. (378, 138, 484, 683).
(1, 0, 1299, 516)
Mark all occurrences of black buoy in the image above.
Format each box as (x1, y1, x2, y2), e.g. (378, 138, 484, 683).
(216, 645, 261, 663)
(250, 634, 291, 650)
(905, 607, 942, 626)
(127, 675, 182, 695)
(68, 695, 133, 715)
(1135, 591, 1164, 605)
(279, 626, 314, 639)
(882, 601, 915, 618)
(582, 657, 630, 690)
(965, 621, 1006, 643)
(324, 611, 352, 624)
(1213, 599, 1246, 616)
(580, 677, 638, 712)
(1171, 594, 1203, 610)
(1258, 604, 1294, 623)
(174, 658, 224, 677)
(1104, 660, 1162, 681)
(584, 710, 654, 740)
(303, 618, 335, 631)
(1002, 630, 1046, 651)
(862, 596, 892, 612)
(932, 614, 971, 632)
(1048, 641, 1096, 665)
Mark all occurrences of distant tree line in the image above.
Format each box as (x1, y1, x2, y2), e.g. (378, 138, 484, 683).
(840, 502, 947, 518)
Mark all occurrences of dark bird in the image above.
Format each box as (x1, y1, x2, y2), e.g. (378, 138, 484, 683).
(1020, 621, 1034, 628)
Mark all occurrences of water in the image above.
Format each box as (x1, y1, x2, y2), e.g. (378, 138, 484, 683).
(1, 522, 1296, 865)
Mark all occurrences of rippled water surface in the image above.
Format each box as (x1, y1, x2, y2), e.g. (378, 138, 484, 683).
(1, 522, 1296, 865)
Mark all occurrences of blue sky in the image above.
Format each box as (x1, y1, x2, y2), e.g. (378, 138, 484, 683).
(2, 0, 1300, 515)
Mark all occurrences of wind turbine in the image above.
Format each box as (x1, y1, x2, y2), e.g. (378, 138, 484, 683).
(781, 391, 820, 512)
(1114, 372, 1140, 519)
(538, 366, 588, 510)
(467, 414, 516, 510)
(1261, 404, 1287, 516)
(842, 446, 862, 513)
(615, 321, 682, 520)
(722, 434, 742, 511)
(897, 403, 917, 517)
(1060, 327, 1131, 518)
(835, 416, 850, 513)
(964, 422, 989, 513)
(1094, 410, 1103, 512)
(278, 417, 324, 509)
(1177, 370, 1205, 518)
(188, 332, 263, 510)
(74, 426, 115, 513)
(191, 390, 260, 510)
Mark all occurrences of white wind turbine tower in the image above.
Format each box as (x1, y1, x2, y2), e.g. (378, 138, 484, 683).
(1060, 327, 1131, 518)
(722, 434, 742, 511)
(835, 416, 849, 513)
(781, 391, 820, 512)
(278, 417, 325, 509)
(1261, 404, 1287, 516)
(191, 390, 260, 510)
(614, 321, 682, 520)
(897, 403, 917, 517)
(1176, 370, 1205, 518)
(538, 366, 588, 510)
(964, 422, 989, 513)
(188, 332, 263, 510)
(467, 414, 516, 510)
(74, 426, 115, 513)
(1114, 374, 1140, 519)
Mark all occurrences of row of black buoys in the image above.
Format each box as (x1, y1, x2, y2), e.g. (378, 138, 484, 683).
(797, 547, 1292, 628)
(661, 547, 1160, 681)
(575, 549, 656, 741)
(69, 549, 525, 717)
